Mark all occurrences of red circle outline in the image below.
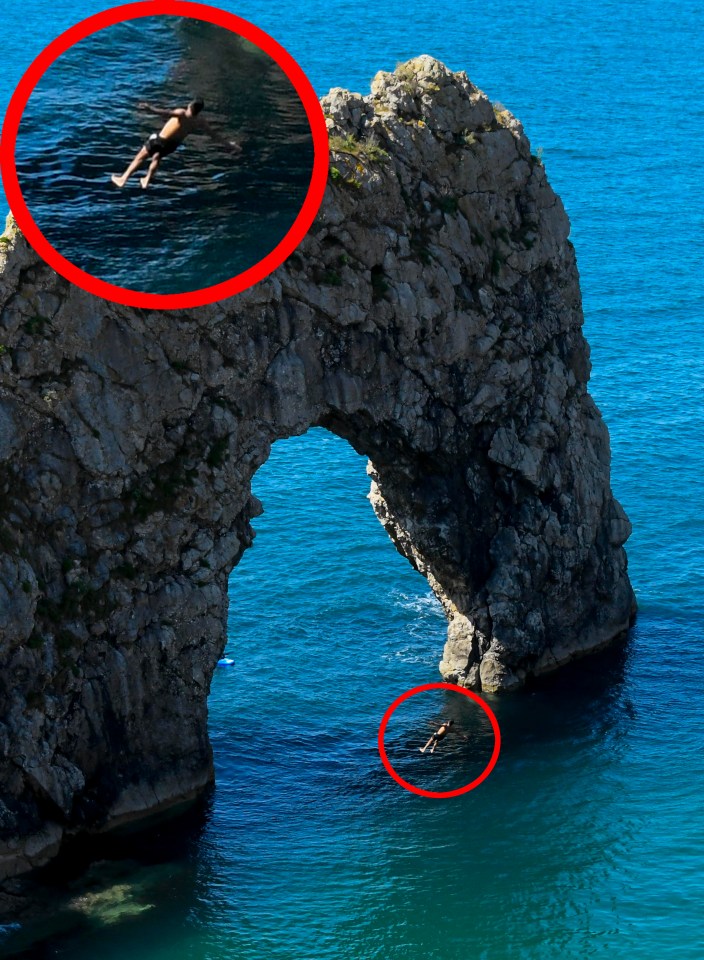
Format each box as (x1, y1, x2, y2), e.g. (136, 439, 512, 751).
(0, 1, 328, 309)
(378, 682, 501, 798)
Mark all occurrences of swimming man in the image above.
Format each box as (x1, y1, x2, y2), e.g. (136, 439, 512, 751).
(111, 99, 241, 190)
(420, 719, 455, 754)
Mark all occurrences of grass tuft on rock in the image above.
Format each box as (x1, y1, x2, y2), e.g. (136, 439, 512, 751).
(329, 133, 389, 164)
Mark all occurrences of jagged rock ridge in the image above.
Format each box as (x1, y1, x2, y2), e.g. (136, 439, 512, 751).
(0, 57, 635, 879)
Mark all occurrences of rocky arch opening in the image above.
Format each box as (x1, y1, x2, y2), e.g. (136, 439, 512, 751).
(221, 426, 445, 675)
(211, 426, 446, 782)
(222, 424, 452, 678)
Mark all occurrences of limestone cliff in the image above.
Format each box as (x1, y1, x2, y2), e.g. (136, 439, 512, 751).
(0, 57, 635, 879)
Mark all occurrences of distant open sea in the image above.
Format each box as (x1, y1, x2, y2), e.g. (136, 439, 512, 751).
(1, 0, 703, 957)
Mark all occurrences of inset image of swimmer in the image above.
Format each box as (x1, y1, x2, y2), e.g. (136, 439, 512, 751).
(11, 14, 316, 295)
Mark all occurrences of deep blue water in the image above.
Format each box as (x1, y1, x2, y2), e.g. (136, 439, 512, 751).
(1, 0, 704, 957)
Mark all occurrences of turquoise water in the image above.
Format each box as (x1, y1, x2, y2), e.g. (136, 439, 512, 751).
(1, 0, 704, 956)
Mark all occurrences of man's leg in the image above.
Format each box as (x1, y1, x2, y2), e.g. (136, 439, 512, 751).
(140, 154, 161, 189)
(111, 148, 148, 188)
(420, 737, 434, 753)
(430, 740, 438, 753)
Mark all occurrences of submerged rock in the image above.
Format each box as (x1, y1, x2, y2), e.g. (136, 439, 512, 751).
(0, 57, 634, 878)
(67, 882, 153, 924)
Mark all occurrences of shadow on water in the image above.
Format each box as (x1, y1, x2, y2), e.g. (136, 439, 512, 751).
(500, 630, 635, 741)
(14, 16, 314, 295)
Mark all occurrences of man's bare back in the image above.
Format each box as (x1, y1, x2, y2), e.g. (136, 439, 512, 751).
(155, 111, 200, 146)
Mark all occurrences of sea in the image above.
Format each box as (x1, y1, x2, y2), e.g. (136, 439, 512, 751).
(1, 0, 703, 957)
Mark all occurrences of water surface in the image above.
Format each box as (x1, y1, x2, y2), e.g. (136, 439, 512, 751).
(1, 0, 703, 956)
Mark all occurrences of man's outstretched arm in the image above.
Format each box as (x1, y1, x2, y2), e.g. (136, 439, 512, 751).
(137, 102, 185, 118)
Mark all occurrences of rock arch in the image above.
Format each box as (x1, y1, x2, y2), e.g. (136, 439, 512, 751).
(0, 57, 634, 877)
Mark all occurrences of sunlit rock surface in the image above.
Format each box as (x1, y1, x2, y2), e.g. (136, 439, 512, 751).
(0, 57, 635, 878)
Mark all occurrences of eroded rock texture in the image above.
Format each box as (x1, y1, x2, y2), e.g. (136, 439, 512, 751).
(0, 57, 634, 877)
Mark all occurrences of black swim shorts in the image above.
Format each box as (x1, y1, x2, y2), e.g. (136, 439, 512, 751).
(144, 133, 179, 158)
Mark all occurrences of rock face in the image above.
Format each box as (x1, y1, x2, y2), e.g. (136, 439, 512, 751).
(0, 57, 634, 878)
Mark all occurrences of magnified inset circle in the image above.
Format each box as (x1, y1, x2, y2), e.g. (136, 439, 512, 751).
(378, 682, 501, 798)
(0, 1, 328, 308)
